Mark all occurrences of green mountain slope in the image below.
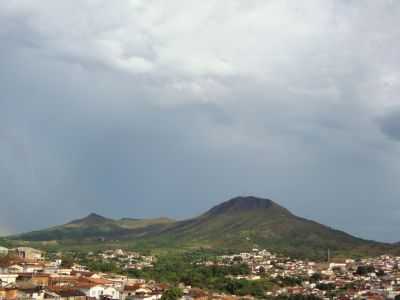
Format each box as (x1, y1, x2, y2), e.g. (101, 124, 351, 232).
(13, 213, 175, 241)
(143, 197, 396, 257)
(10, 196, 398, 258)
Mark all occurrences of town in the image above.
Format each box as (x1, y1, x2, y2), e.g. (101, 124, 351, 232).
(1, 245, 400, 300)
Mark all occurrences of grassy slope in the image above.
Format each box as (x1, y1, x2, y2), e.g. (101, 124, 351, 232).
(7, 197, 399, 259)
(138, 199, 397, 259)
(117, 218, 175, 229)
(12, 214, 175, 242)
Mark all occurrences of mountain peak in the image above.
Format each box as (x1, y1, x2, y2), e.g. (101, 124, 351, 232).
(68, 213, 111, 225)
(205, 196, 289, 216)
(86, 213, 107, 220)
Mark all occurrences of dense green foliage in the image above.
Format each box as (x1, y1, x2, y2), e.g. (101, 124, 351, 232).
(88, 260, 122, 273)
(160, 287, 183, 300)
(316, 283, 335, 291)
(13, 214, 174, 241)
(309, 273, 322, 283)
(60, 255, 75, 268)
(0, 238, 12, 248)
(273, 276, 304, 287)
(355, 265, 375, 276)
(8, 197, 400, 260)
(126, 253, 272, 297)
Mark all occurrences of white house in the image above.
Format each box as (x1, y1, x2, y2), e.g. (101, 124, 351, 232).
(7, 264, 24, 273)
(104, 286, 120, 299)
(23, 263, 44, 273)
(0, 274, 18, 287)
(77, 284, 119, 300)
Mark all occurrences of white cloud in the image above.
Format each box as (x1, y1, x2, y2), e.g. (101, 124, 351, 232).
(0, 0, 397, 112)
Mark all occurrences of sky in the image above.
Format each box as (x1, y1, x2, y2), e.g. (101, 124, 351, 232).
(1, 0, 400, 242)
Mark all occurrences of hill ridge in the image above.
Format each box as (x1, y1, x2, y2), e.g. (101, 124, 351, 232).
(8, 196, 399, 258)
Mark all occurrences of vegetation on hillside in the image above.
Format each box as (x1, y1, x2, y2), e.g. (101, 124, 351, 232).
(7, 197, 400, 260)
(125, 253, 274, 298)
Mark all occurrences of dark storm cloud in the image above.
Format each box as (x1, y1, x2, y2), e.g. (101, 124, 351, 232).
(379, 110, 400, 142)
(1, 0, 400, 242)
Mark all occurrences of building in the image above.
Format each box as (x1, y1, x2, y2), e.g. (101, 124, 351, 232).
(0, 287, 17, 300)
(0, 274, 18, 287)
(7, 265, 24, 274)
(16, 286, 44, 299)
(76, 282, 120, 300)
(17, 273, 50, 287)
(12, 247, 43, 261)
(45, 288, 87, 300)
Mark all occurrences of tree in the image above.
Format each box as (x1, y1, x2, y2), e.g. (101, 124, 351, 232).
(376, 269, 385, 277)
(161, 287, 183, 300)
(61, 256, 74, 268)
(316, 282, 335, 291)
(355, 265, 375, 276)
(310, 272, 322, 283)
(258, 266, 266, 275)
(233, 256, 243, 263)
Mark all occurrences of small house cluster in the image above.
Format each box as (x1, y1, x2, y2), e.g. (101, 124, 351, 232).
(204, 249, 400, 300)
(3, 246, 400, 300)
(0, 247, 240, 300)
(96, 249, 155, 271)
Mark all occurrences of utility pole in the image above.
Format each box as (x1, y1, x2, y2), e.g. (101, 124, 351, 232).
(327, 248, 330, 263)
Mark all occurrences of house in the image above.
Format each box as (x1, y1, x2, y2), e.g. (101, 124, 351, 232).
(76, 282, 119, 300)
(102, 274, 127, 290)
(103, 286, 120, 299)
(13, 247, 44, 261)
(16, 285, 45, 300)
(7, 264, 24, 273)
(17, 273, 50, 287)
(45, 288, 87, 300)
(57, 268, 73, 276)
(0, 287, 17, 300)
(121, 285, 161, 300)
(0, 255, 24, 273)
(70, 270, 95, 278)
(22, 262, 45, 273)
(49, 276, 80, 289)
(0, 274, 18, 287)
(121, 284, 142, 300)
(127, 287, 162, 300)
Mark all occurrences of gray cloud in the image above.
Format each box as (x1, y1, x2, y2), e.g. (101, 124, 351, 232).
(379, 110, 400, 141)
(1, 0, 400, 242)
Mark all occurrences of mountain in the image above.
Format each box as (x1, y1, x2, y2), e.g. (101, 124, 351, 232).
(10, 196, 398, 258)
(117, 217, 174, 230)
(144, 196, 394, 257)
(68, 213, 113, 226)
(13, 213, 175, 241)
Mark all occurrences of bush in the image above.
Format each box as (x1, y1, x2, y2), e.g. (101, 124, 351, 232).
(355, 265, 375, 276)
(161, 287, 183, 300)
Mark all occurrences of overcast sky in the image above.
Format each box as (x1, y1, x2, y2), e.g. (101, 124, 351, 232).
(1, 1, 400, 241)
